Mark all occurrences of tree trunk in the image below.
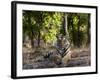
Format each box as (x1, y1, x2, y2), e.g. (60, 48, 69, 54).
(77, 14, 80, 48)
(71, 15, 75, 46)
(30, 30, 34, 48)
(28, 15, 34, 48)
(87, 14, 90, 46)
(37, 31, 41, 47)
(63, 13, 68, 36)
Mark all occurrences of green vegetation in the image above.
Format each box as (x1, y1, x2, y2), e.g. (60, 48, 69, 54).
(23, 10, 90, 48)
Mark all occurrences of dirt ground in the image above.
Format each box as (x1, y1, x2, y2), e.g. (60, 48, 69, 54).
(23, 47, 91, 69)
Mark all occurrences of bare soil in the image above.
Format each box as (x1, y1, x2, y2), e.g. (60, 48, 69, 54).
(23, 47, 91, 69)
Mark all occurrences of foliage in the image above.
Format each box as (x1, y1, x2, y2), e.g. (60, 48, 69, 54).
(23, 11, 90, 48)
(67, 13, 90, 47)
